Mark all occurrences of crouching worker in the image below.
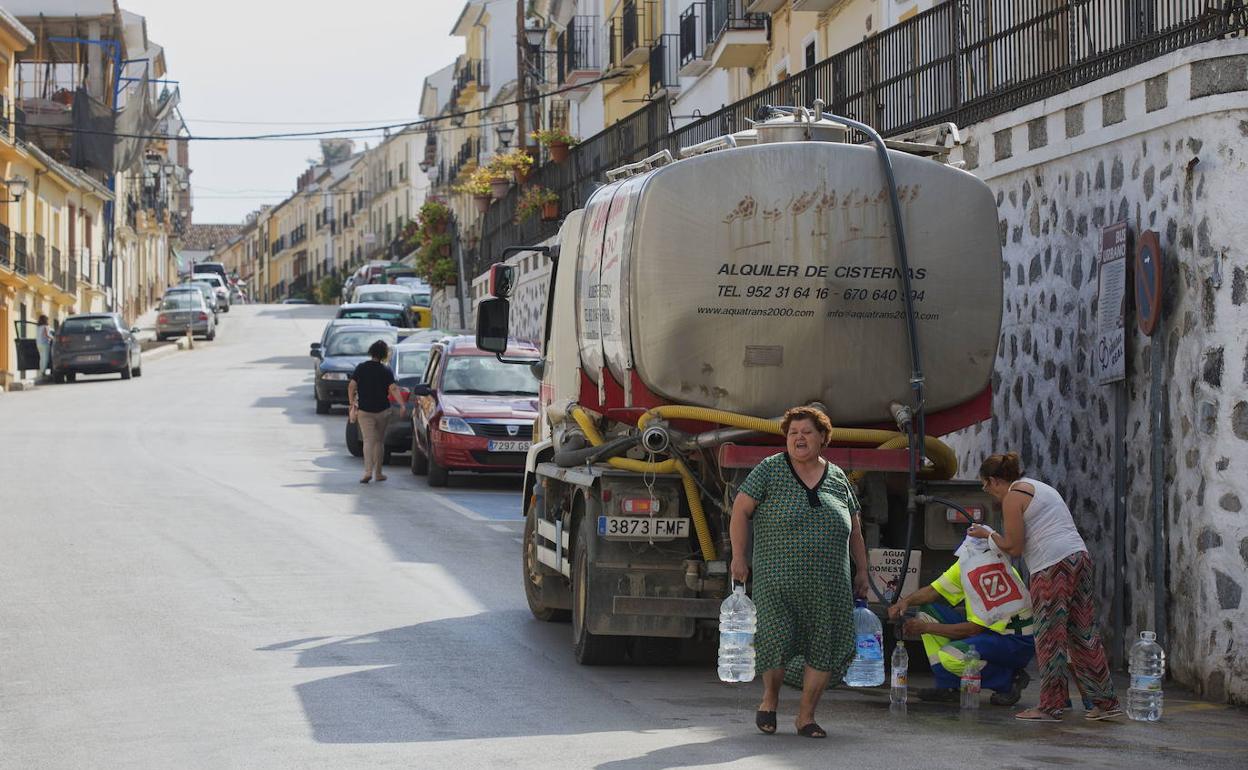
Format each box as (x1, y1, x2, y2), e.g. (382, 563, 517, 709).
(888, 559, 1035, 705)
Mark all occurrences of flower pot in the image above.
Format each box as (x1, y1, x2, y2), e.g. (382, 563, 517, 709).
(513, 166, 530, 185)
(473, 194, 491, 214)
(540, 200, 561, 222)
(489, 178, 511, 200)
(430, 219, 447, 235)
(549, 141, 570, 164)
(438, 243, 451, 257)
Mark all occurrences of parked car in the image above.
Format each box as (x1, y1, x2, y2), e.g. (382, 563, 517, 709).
(172, 281, 218, 318)
(190, 261, 229, 287)
(189, 272, 230, 312)
(311, 324, 399, 414)
(351, 284, 413, 306)
(335, 302, 414, 328)
(50, 313, 142, 383)
(313, 317, 390, 357)
(344, 338, 433, 460)
(410, 335, 540, 486)
(156, 292, 216, 340)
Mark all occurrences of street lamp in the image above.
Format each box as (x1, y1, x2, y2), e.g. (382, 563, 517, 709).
(496, 124, 515, 149)
(144, 156, 161, 176)
(2, 176, 29, 202)
(523, 26, 547, 49)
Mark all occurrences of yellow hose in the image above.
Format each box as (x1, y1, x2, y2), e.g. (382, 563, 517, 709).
(571, 407, 718, 560)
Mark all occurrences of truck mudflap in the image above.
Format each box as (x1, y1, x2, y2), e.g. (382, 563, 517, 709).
(612, 596, 721, 619)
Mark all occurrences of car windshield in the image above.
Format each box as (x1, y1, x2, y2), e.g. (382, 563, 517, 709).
(442, 354, 539, 395)
(394, 350, 430, 377)
(161, 295, 201, 310)
(341, 309, 403, 326)
(61, 317, 116, 334)
(410, 293, 431, 306)
(359, 290, 412, 305)
(326, 330, 396, 356)
(192, 274, 222, 286)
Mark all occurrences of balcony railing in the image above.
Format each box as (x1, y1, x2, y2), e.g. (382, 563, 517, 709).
(33, 234, 45, 277)
(679, 4, 707, 70)
(557, 16, 601, 85)
(0, 223, 9, 269)
(68, 254, 77, 294)
(14, 233, 26, 274)
(705, 0, 766, 48)
(473, 1, 1247, 283)
(51, 247, 64, 291)
(649, 34, 681, 95)
(0, 94, 8, 137)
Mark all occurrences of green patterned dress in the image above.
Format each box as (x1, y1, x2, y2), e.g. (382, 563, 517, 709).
(737, 452, 858, 680)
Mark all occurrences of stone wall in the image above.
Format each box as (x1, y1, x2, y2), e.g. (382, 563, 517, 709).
(947, 40, 1248, 703)
(468, 240, 554, 346)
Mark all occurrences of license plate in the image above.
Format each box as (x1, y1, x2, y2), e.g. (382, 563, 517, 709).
(487, 440, 530, 452)
(78, 354, 101, 362)
(597, 516, 690, 541)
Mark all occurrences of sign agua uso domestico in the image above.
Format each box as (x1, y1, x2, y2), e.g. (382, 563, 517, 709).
(1135, 229, 1163, 337)
(1096, 222, 1130, 385)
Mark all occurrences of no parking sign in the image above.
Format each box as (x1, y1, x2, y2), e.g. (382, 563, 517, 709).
(1135, 230, 1163, 336)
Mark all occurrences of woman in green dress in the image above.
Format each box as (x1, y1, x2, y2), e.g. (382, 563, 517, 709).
(729, 406, 871, 738)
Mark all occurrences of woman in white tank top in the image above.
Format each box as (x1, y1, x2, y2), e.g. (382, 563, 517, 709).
(967, 452, 1122, 723)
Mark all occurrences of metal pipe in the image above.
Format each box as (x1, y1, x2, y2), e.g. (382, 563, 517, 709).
(1151, 317, 1167, 650)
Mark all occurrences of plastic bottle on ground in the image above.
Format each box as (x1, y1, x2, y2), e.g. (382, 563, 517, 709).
(845, 599, 885, 687)
(890, 640, 909, 704)
(959, 646, 982, 709)
(717, 584, 756, 683)
(1128, 631, 1166, 721)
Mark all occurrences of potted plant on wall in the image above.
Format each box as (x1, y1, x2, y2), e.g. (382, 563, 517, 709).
(485, 156, 512, 200)
(418, 198, 450, 235)
(495, 147, 535, 184)
(455, 167, 494, 214)
(514, 186, 561, 224)
(531, 128, 579, 164)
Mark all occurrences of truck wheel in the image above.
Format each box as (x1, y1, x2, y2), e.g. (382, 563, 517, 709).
(572, 528, 628, 665)
(410, 434, 427, 475)
(631, 637, 682, 666)
(523, 504, 570, 622)
(427, 453, 449, 487)
(345, 422, 363, 457)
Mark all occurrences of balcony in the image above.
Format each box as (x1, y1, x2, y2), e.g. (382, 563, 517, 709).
(679, 4, 710, 76)
(789, 0, 843, 12)
(557, 16, 603, 87)
(704, 0, 768, 69)
(649, 34, 681, 97)
(745, 0, 785, 12)
(453, 59, 488, 107)
(609, 0, 656, 69)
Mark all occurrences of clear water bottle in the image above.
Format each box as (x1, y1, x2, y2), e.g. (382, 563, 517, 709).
(960, 646, 982, 709)
(717, 584, 756, 683)
(845, 599, 885, 687)
(1128, 631, 1166, 721)
(890, 641, 909, 704)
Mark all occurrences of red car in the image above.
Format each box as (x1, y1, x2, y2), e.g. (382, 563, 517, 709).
(409, 335, 540, 486)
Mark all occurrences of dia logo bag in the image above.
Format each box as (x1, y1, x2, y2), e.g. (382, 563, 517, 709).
(959, 536, 1031, 625)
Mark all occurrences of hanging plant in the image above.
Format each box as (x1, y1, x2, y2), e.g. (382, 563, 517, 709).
(455, 167, 495, 214)
(531, 128, 579, 164)
(514, 185, 560, 225)
(494, 148, 535, 184)
(418, 198, 451, 235)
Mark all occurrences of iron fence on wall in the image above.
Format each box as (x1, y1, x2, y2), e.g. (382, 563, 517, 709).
(473, 0, 1247, 277)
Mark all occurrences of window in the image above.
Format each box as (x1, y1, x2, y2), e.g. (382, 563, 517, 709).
(805, 41, 817, 69)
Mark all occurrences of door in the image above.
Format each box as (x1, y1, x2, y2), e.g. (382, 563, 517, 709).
(13, 320, 40, 371)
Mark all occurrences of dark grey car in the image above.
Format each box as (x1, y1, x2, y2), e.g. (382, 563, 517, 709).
(50, 313, 142, 382)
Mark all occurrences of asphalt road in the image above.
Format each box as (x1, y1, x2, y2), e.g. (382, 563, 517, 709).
(2, 305, 1245, 770)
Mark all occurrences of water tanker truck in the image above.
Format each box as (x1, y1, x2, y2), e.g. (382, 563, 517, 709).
(475, 105, 1004, 665)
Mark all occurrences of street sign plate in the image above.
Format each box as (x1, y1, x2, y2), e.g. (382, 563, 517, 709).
(1135, 229, 1163, 337)
(1096, 222, 1130, 384)
(867, 548, 922, 604)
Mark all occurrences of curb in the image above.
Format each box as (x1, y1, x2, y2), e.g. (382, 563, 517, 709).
(142, 343, 183, 363)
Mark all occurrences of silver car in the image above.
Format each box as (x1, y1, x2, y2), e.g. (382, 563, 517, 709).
(156, 291, 216, 340)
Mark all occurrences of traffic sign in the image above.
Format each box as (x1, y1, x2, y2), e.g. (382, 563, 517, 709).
(1135, 229, 1163, 336)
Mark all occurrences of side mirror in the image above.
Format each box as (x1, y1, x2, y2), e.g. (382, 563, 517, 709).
(488, 263, 515, 298)
(410, 383, 433, 397)
(310, 342, 322, 358)
(130, 326, 141, 335)
(476, 297, 510, 354)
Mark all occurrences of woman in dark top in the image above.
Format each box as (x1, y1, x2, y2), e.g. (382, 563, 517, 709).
(348, 339, 406, 483)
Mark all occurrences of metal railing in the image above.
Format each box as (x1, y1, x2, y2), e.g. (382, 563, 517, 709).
(650, 34, 681, 95)
(705, 0, 767, 50)
(476, 0, 1247, 276)
(557, 16, 601, 85)
(13, 233, 26, 274)
(33, 234, 45, 277)
(621, 0, 642, 58)
(679, 3, 707, 68)
(68, 254, 77, 294)
(0, 94, 8, 137)
(0, 223, 9, 269)
(51, 247, 64, 291)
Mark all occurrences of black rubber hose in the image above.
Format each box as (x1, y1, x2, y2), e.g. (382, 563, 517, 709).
(553, 435, 639, 468)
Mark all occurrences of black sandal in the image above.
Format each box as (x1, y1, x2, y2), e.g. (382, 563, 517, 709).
(796, 722, 827, 739)
(755, 710, 777, 735)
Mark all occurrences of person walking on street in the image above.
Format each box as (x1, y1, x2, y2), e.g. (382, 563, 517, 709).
(347, 339, 405, 484)
(729, 406, 871, 739)
(968, 452, 1122, 722)
(35, 315, 52, 382)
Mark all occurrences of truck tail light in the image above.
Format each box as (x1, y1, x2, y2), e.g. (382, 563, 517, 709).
(946, 505, 984, 523)
(621, 497, 660, 515)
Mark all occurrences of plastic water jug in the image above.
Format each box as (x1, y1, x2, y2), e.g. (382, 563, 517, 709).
(845, 599, 884, 687)
(960, 646, 983, 709)
(717, 584, 756, 683)
(890, 641, 909, 704)
(1128, 631, 1165, 721)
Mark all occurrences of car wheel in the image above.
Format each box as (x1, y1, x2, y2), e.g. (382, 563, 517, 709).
(52, 371, 65, 384)
(524, 500, 571, 623)
(427, 451, 449, 487)
(156, 333, 166, 342)
(134, 363, 142, 377)
(207, 328, 216, 341)
(66, 372, 76, 383)
(120, 364, 132, 380)
(345, 422, 363, 457)
(315, 398, 331, 415)
(572, 526, 628, 665)
(410, 433, 428, 475)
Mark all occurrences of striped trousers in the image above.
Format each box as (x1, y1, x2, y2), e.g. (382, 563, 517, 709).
(1030, 551, 1119, 713)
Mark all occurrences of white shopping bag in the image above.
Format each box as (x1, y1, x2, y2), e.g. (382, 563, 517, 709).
(957, 531, 1031, 626)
